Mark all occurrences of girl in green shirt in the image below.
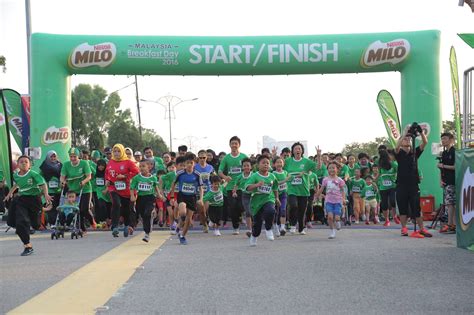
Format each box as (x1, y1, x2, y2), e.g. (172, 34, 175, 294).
(4, 156, 52, 256)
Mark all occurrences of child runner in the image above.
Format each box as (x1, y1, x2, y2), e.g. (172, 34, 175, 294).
(170, 153, 204, 245)
(4, 156, 52, 256)
(159, 161, 178, 234)
(203, 175, 225, 236)
(94, 159, 112, 228)
(305, 170, 319, 229)
(316, 162, 346, 239)
(130, 159, 160, 243)
(155, 170, 166, 227)
(218, 136, 248, 235)
(361, 175, 378, 225)
(232, 157, 253, 237)
(272, 156, 291, 236)
(195, 150, 215, 233)
(377, 149, 399, 226)
(371, 165, 381, 224)
(348, 168, 366, 224)
(245, 155, 280, 246)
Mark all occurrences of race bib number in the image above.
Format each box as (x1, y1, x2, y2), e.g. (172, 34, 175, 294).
(365, 190, 375, 197)
(214, 192, 224, 203)
(182, 183, 195, 194)
(291, 177, 303, 185)
(96, 178, 105, 186)
(382, 180, 393, 187)
(229, 166, 242, 175)
(48, 180, 59, 189)
(200, 173, 210, 181)
(138, 182, 152, 192)
(257, 184, 272, 194)
(278, 182, 287, 191)
(352, 186, 361, 193)
(115, 181, 126, 191)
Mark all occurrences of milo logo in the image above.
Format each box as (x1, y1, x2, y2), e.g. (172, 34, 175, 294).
(42, 126, 70, 145)
(361, 39, 410, 68)
(69, 42, 116, 69)
(386, 118, 400, 140)
(10, 116, 22, 137)
(460, 167, 474, 231)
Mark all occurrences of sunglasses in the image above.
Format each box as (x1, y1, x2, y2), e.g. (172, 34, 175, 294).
(199, 157, 207, 159)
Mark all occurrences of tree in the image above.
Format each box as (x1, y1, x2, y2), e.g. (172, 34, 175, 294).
(0, 55, 6, 73)
(341, 137, 391, 158)
(442, 119, 456, 137)
(71, 84, 121, 150)
(142, 128, 169, 154)
(107, 109, 142, 150)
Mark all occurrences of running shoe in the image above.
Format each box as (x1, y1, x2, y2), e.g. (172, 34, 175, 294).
(394, 216, 401, 225)
(123, 226, 129, 237)
(142, 233, 150, 243)
(179, 236, 187, 245)
(203, 224, 209, 233)
(365, 220, 370, 225)
(289, 226, 296, 234)
(208, 221, 214, 228)
(232, 229, 240, 235)
(336, 221, 341, 231)
(21, 247, 34, 256)
(439, 225, 450, 233)
(246, 230, 252, 238)
(446, 225, 457, 234)
(249, 235, 257, 246)
(410, 231, 425, 239)
(299, 229, 307, 235)
(274, 225, 281, 237)
(420, 228, 433, 238)
(266, 229, 275, 241)
(361, 214, 367, 221)
(401, 227, 409, 236)
(354, 220, 360, 224)
(383, 220, 391, 227)
(112, 228, 119, 238)
(328, 229, 336, 239)
(306, 222, 313, 229)
(279, 226, 286, 236)
(213, 229, 221, 236)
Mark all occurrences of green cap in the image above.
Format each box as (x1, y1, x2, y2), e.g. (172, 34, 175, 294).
(91, 150, 101, 159)
(68, 147, 80, 156)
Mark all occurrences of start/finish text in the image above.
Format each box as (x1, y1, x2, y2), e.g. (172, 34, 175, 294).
(188, 43, 338, 65)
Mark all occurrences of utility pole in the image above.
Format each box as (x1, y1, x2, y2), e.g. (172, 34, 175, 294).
(134, 75, 142, 139)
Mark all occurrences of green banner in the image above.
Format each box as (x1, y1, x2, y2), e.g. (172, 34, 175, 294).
(456, 148, 474, 250)
(2, 89, 23, 151)
(449, 47, 462, 150)
(376, 90, 401, 147)
(0, 92, 12, 187)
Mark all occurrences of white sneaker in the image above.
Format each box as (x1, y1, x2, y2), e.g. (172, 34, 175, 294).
(289, 226, 296, 234)
(213, 228, 221, 236)
(361, 214, 367, 221)
(249, 235, 257, 246)
(265, 229, 274, 241)
(142, 233, 150, 243)
(273, 224, 280, 237)
(355, 220, 360, 224)
(300, 228, 307, 235)
(375, 216, 380, 224)
(336, 221, 341, 231)
(208, 221, 214, 228)
(232, 229, 240, 235)
(328, 229, 336, 239)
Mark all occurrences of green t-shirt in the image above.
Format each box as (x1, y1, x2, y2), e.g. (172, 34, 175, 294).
(272, 170, 289, 193)
(45, 176, 61, 195)
(94, 175, 110, 202)
(361, 184, 377, 200)
(245, 172, 278, 216)
(338, 164, 350, 180)
(61, 160, 92, 193)
(348, 176, 366, 194)
(218, 152, 248, 191)
(309, 172, 319, 190)
(347, 164, 357, 178)
(130, 174, 158, 196)
(13, 170, 45, 196)
(378, 161, 398, 191)
(284, 157, 317, 197)
(234, 172, 253, 194)
(154, 157, 166, 173)
(203, 186, 225, 207)
(161, 171, 177, 195)
(315, 163, 329, 182)
(88, 160, 97, 190)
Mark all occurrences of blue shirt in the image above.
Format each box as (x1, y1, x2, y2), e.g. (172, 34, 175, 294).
(194, 163, 215, 193)
(174, 169, 203, 196)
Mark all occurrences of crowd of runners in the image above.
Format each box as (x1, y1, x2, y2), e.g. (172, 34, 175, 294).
(3, 131, 444, 255)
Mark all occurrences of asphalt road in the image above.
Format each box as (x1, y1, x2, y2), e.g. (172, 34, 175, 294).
(1, 225, 473, 314)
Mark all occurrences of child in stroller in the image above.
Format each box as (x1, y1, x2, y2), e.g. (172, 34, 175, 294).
(51, 190, 82, 239)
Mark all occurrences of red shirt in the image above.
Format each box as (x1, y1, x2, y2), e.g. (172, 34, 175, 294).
(106, 159, 139, 197)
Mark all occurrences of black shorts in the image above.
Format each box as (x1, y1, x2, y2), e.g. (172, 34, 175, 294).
(177, 193, 197, 212)
(396, 185, 420, 218)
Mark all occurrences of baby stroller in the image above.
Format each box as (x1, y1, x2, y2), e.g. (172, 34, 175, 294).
(50, 189, 83, 240)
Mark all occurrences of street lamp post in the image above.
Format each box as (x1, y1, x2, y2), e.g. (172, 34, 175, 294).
(140, 95, 198, 151)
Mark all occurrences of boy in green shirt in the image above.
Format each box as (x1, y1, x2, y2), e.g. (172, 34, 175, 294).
(361, 175, 379, 225)
(203, 175, 225, 236)
(245, 155, 280, 247)
(232, 157, 253, 237)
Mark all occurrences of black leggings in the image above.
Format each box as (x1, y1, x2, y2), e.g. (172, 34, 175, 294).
(79, 193, 93, 231)
(9, 195, 41, 245)
(136, 195, 155, 234)
(306, 190, 315, 223)
(380, 188, 396, 211)
(110, 191, 132, 229)
(252, 202, 276, 237)
(95, 198, 112, 222)
(227, 191, 244, 229)
(288, 195, 308, 232)
(208, 205, 223, 225)
(396, 185, 420, 218)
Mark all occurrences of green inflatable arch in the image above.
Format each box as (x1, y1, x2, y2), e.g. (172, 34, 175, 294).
(31, 30, 441, 198)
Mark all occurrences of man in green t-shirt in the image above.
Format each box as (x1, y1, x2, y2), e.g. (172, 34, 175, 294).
(218, 136, 248, 235)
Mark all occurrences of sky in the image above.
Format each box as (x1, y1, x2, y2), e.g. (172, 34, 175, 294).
(0, 0, 473, 155)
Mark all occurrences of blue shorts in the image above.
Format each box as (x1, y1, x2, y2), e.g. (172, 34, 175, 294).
(325, 202, 342, 216)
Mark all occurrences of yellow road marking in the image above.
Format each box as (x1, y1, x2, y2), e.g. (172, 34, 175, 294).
(8, 231, 169, 315)
(0, 231, 101, 242)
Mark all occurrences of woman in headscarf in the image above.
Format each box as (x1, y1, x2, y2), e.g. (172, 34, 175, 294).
(94, 158, 112, 228)
(105, 144, 139, 238)
(39, 151, 63, 226)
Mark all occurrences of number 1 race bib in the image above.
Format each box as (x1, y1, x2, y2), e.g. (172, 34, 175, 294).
(291, 177, 303, 185)
(96, 178, 105, 186)
(382, 180, 392, 187)
(115, 181, 126, 191)
(138, 183, 152, 192)
(182, 183, 195, 194)
(48, 181, 59, 189)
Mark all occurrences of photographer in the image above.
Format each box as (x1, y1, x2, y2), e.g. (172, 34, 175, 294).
(438, 132, 456, 234)
(394, 123, 432, 238)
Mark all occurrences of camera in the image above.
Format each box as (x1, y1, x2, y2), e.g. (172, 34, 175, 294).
(407, 122, 423, 138)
